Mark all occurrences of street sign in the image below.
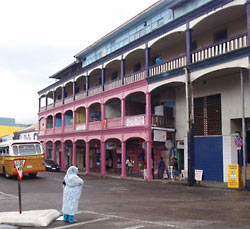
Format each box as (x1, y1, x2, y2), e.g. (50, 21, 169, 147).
(228, 164, 240, 188)
(234, 137, 243, 148)
(14, 159, 26, 181)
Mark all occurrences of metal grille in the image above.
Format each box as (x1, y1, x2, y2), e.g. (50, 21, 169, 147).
(194, 94, 221, 136)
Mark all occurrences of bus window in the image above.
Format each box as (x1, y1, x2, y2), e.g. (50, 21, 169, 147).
(18, 144, 36, 155)
(35, 144, 42, 154)
(13, 145, 18, 155)
(5, 147, 9, 155)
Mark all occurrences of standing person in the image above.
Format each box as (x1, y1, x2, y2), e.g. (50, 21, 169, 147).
(172, 156, 179, 180)
(126, 157, 133, 175)
(157, 157, 165, 179)
(62, 166, 84, 223)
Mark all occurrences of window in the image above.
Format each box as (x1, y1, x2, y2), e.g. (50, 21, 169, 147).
(18, 144, 36, 155)
(111, 72, 118, 80)
(35, 144, 42, 154)
(133, 63, 141, 72)
(194, 94, 221, 136)
(13, 145, 18, 155)
(214, 29, 227, 43)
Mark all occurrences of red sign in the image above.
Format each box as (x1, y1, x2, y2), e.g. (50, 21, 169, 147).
(14, 159, 26, 180)
(234, 137, 243, 148)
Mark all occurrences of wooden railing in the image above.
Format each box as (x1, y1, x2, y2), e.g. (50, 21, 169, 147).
(104, 78, 122, 91)
(88, 85, 102, 96)
(191, 33, 248, 63)
(151, 115, 174, 128)
(149, 55, 186, 77)
(124, 69, 146, 85)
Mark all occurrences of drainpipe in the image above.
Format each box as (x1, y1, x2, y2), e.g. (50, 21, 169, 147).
(241, 69, 246, 188)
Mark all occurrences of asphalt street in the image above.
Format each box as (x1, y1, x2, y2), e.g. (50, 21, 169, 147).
(0, 172, 250, 228)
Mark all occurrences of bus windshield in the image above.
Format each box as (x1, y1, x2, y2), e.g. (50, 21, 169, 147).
(13, 144, 42, 155)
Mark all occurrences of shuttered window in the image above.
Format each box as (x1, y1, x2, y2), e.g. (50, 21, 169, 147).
(194, 94, 221, 136)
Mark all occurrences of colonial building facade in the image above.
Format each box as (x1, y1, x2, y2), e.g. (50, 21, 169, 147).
(38, 0, 250, 182)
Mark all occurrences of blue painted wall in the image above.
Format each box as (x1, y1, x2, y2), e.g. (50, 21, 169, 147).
(194, 136, 223, 182)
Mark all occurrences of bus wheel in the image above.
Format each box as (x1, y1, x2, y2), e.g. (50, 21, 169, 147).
(28, 173, 37, 178)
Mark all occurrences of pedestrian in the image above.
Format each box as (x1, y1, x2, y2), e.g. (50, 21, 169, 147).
(62, 166, 84, 223)
(172, 156, 179, 180)
(157, 157, 165, 179)
(126, 157, 133, 175)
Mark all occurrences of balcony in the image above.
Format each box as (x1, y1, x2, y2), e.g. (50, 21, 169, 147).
(151, 115, 174, 129)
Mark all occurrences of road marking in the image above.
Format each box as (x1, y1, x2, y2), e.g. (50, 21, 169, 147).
(0, 192, 18, 199)
(124, 225, 145, 229)
(52, 217, 110, 229)
(77, 210, 188, 228)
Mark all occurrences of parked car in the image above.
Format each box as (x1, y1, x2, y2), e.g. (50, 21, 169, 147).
(45, 160, 60, 172)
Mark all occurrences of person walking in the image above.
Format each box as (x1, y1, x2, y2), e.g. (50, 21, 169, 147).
(62, 166, 84, 223)
(126, 157, 133, 175)
(157, 157, 165, 179)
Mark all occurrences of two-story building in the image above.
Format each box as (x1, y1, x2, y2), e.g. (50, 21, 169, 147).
(38, 0, 250, 182)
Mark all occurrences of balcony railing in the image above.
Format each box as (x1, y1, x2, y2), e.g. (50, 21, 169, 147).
(64, 125, 74, 132)
(55, 100, 63, 107)
(64, 95, 74, 104)
(88, 121, 102, 130)
(88, 85, 102, 96)
(75, 91, 86, 100)
(149, 54, 186, 77)
(104, 78, 122, 91)
(106, 117, 121, 128)
(124, 69, 146, 85)
(192, 33, 248, 63)
(151, 115, 174, 128)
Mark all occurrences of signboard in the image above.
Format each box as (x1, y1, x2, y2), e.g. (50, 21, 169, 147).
(126, 116, 145, 126)
(195, 170, 203, 181)
(14, 159, 26, 180)
(153, 130, 167, 142)
(228, 164, 239, 188)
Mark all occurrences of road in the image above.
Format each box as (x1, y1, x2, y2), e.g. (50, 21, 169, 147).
(0, 172, 250, 228)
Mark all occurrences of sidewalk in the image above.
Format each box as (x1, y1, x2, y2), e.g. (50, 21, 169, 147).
(79, 172, 231, 190)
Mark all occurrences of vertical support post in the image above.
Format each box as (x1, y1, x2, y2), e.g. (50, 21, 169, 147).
(102, 68, 106, 92)
(146, 140, 153, 180)
(185, 67, 195, 186)
(18, 179, 22, 214)
(241, 69, 246, 188)
(246, 1, 250, 46)
(86, 142, 90, 174)
(101, 103, 105, 123)
(121, 141, 127, 177)
(101, 141, 106, 176)
(61, 142, 65, 171)
(121, 58, 125, 85)
(53, 141, 56, 162)
(146, 92, 151, 126)
(73, 110, 76, 130)
(73, 141, 77, 166)
(53, 90, 56, 107)
(145, 45, 151, 78)
(62, 87, 65, 104)
(86, 75, 89, 96)
(45, 94, 48, 110)
(73, 81, 76, 101)
(121, 98, 126, 126)
(186, 24, 192, 65)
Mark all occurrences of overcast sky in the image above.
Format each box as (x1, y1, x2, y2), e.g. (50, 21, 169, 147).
(0, 0, 158, 125)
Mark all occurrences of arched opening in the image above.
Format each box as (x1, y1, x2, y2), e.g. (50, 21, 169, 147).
(46, 141, 53, 160)
(75, 75, 87, 99)
(75, 140, 86, 171)
(125, 92, 146, 116)
(125, 49, 145, 76)
(46, 115, 53, 129)
(76, 107, 86, 130)
(55, 141, 61, 166)
(64, 110, 73, 126)
(39, 117, 46, 131)
(55, 87, 63, 102)
(89, 139, 101, 173)
(105, 60, 121, 83)
(40, 95, 46, 108)
(89, 69, 102, 89)
(64, 82, 73, 99)
(89, 103, 101, 122)
(55, 113, 62, 127)
(64, 140, 73, 169)
(47, 91, 54, 107)
(105, 98, 121, 119)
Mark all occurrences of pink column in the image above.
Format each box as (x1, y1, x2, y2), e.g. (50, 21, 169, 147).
(62, 113, 65, 132)
(85, 142, 90, 174)
(72, 141, 77, 166)
(44, 142, 48, 160)
(52, 141, 56, 162)
(86, 107, 89, 129)
(73, 110, 76, 130)
(146, 140, 153, 180)
(61, 142, 65, 171)
(101, 141, 106, 176)
(121, 141, 127, 177)
(121, 98, 125, 126)
(101, 103, 106, 129)
(146, 92, 151, 126)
